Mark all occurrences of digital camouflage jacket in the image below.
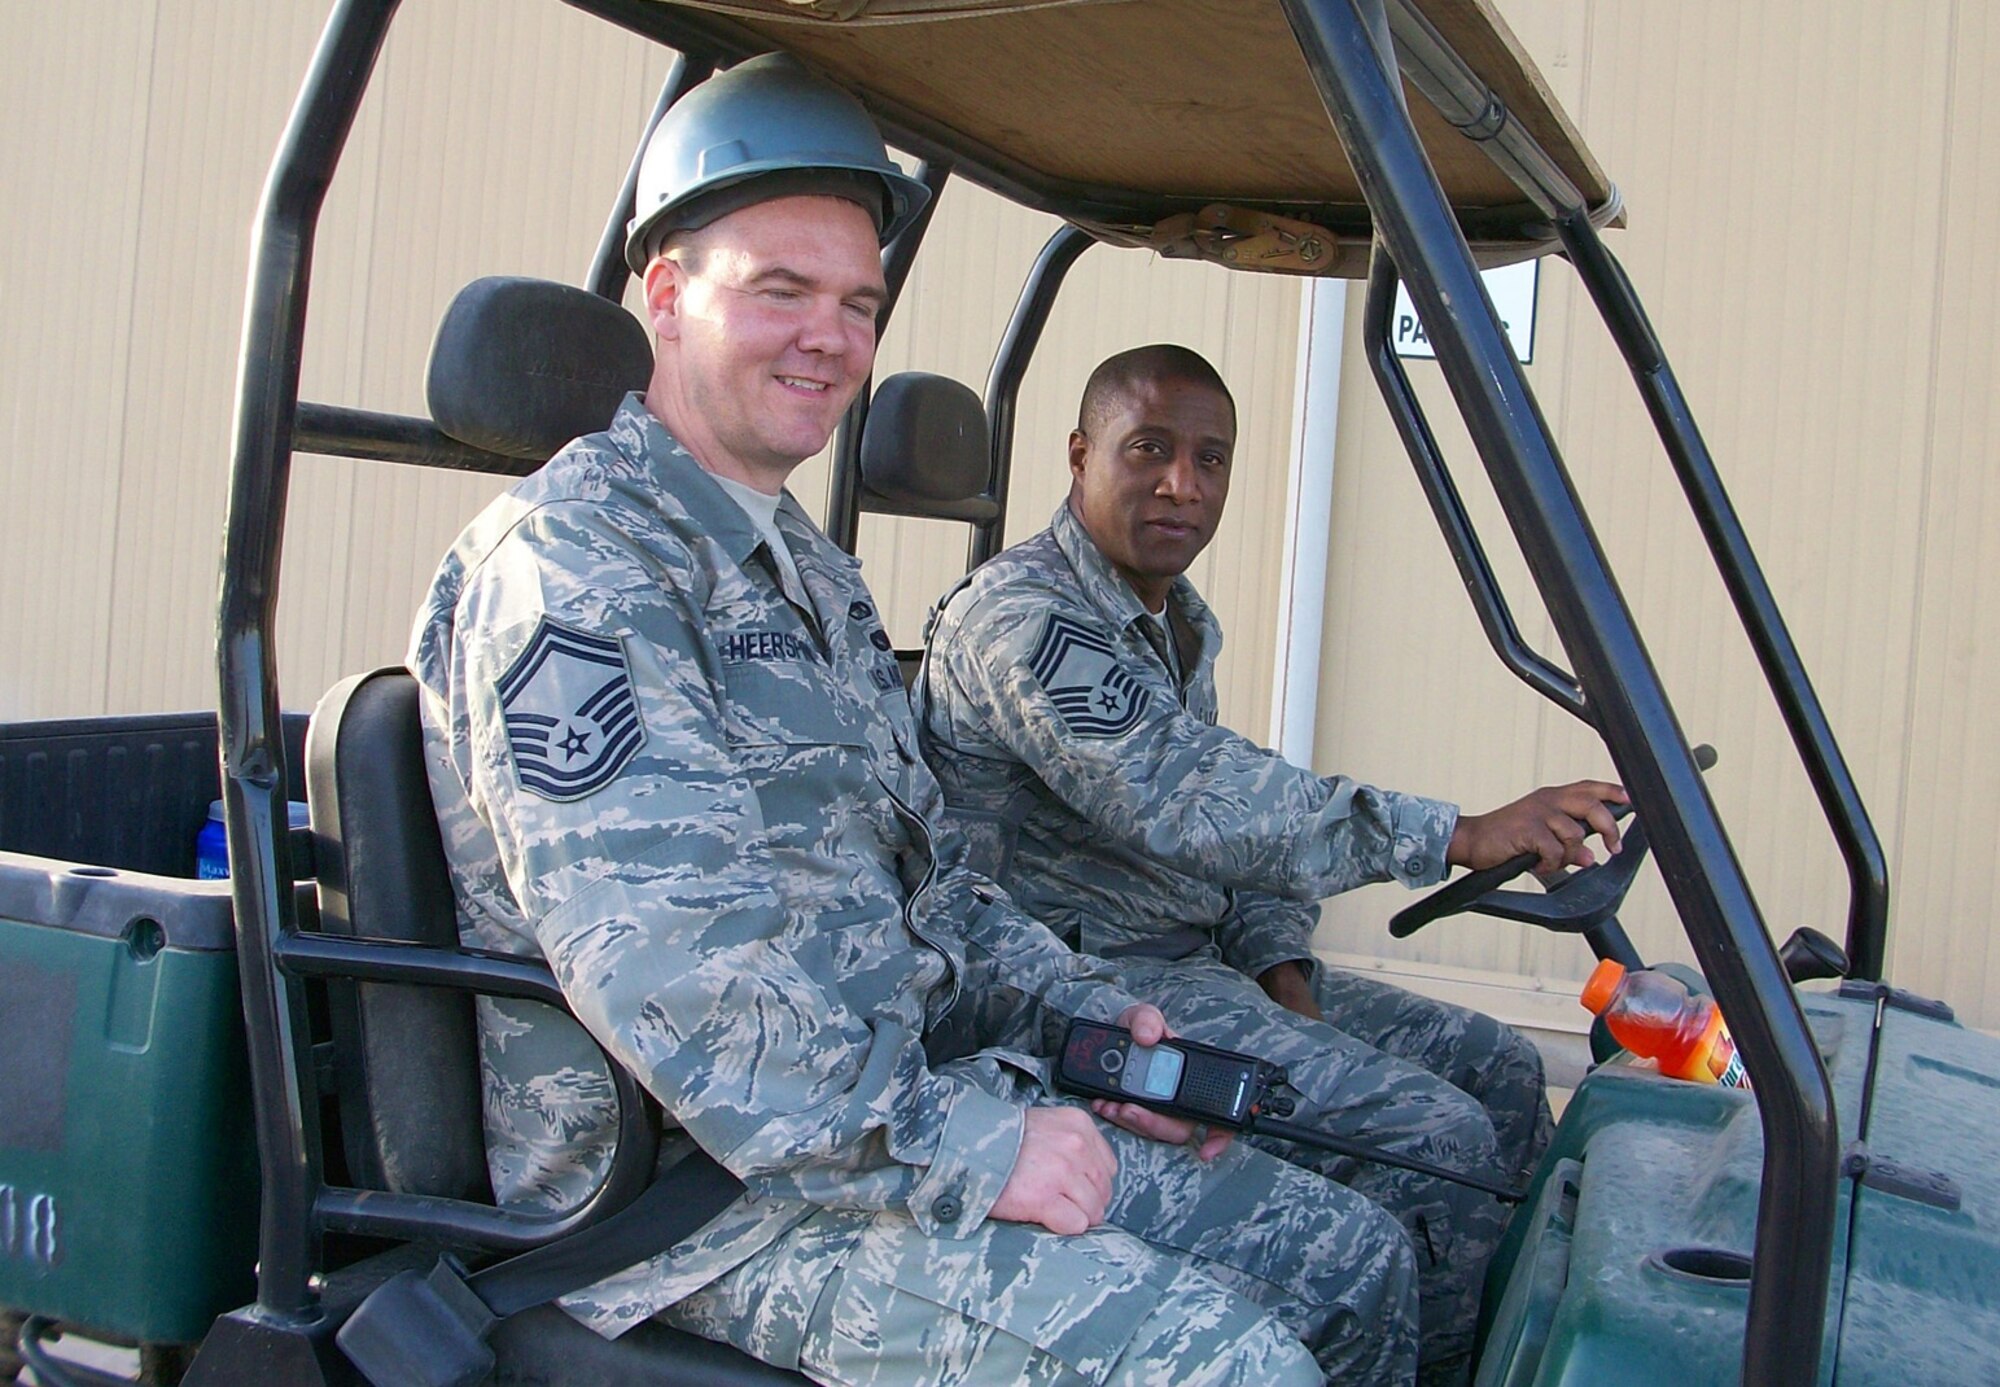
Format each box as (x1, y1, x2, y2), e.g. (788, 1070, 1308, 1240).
(919, 501, 1459, 982)
(409, 398, 1136, 1336)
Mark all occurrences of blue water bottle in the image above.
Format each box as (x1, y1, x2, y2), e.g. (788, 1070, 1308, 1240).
(195, 800, 310, 878)
(195, 801, 230, 879)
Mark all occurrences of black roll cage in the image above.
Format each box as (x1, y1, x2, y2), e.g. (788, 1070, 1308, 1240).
(216, 2, 1891, 1382)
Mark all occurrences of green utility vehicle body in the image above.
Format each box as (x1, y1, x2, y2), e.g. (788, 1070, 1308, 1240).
(1479, 988, 2000, 1384)
(0, 715, 305, 1355)
(2, 0, 1995, 1383)
(0, 886, 256, 1346)
(9, 816, 1999, 1386)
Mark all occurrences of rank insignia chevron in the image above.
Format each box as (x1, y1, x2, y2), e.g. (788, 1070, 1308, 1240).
(1026, 613, 1150, 737)
(496, 617, 645, 801)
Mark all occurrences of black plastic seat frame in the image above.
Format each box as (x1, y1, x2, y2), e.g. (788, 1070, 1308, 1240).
(304, 666, 801, 1385)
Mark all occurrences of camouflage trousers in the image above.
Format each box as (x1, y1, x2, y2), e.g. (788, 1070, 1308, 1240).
(1107, 954, 1553, 1380)
(660, 1099, 1418, 1386)
(1308, 965, 1553, 1187)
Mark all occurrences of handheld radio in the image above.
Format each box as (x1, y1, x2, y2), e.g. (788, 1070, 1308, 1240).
(1054, 1018, 1528, 1203)
(1056, 1019, 1279, 1129)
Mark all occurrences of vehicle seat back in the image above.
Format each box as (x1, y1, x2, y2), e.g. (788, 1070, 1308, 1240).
(307, 667, 489, 1200)
(858, 370, 992, 520)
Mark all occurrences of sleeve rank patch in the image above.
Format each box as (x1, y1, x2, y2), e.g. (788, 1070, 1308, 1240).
(1026, 612, 1150, 738)
(496, 617, 645, 801)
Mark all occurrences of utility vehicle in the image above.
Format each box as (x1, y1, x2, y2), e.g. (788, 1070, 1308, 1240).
(2, 1, 1995, 1384)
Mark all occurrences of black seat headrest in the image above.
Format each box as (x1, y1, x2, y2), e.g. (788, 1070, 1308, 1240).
(427, 277, 653, 461)
(858, 371, 996, 520)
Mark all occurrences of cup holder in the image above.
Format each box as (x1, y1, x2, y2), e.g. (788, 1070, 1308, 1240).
(1649, 1246, 1753, 1286)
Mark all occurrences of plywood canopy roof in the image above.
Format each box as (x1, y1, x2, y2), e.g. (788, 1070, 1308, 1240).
(648, 0, 1619, 276)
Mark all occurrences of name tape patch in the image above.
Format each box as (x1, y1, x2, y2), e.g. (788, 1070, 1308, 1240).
(719, 629, 819, 665)
(1026, 613, 1150, 738)
(497, 618, 645, 802)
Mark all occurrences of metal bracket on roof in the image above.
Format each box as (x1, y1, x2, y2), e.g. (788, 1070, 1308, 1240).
(1141, 204, 1344, 275)
(668, 0, 1127, 24)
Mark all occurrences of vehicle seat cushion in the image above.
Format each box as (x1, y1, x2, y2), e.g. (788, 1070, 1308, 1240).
(427, 276, 653, 461)
(859, 371, 990, 507)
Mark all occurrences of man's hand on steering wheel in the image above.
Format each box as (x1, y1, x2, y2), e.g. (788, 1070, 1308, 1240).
(1447, 781, 1629, 876)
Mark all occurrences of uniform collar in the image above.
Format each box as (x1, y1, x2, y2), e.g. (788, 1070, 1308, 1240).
(608, 393, 857, 573)
(1049, 499, 1215, 643)
(777, 500, 861, 573)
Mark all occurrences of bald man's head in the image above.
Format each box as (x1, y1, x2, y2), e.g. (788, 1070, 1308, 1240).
(1077, 344, 1236, 438)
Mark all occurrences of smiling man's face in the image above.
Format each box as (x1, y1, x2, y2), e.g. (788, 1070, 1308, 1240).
(1067, 373, 1236, 612)
(644, 193, 886, 492)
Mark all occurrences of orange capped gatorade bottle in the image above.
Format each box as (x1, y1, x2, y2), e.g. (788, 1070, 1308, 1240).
(1579, 959, 1752, 1090)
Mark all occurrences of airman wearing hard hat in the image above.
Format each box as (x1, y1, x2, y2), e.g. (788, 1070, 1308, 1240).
(410, 53, 1421, 1387)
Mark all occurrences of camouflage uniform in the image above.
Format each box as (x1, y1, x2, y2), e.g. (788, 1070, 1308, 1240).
(408, 397, 1419, 1386)
(919, 501, 1555, 1375)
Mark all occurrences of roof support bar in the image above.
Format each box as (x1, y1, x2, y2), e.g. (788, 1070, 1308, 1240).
(1360, 252, 1589, 721)
(973, 224, 1093, 569)
(1275, 1, 1838, 1382)
(1555, 213, 1891, 982)
(587, 51, 716, 302)
(1383, 0, 1597, 224)
(825, 159, 953, 551)
(217, 0, 401, 1320)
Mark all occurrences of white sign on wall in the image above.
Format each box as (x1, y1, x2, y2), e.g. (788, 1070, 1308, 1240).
(1390, 259, 1539, 364)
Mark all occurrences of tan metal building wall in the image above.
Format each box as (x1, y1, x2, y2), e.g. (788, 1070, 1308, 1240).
(0, 2, 669, 723)
(3, 0, 1997, 1034)
(1313, 0, 2000, 1032)
(0, 0, 1296, 741)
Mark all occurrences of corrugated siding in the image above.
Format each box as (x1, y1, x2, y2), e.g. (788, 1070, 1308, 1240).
(0, 1, 1295, 736)
(1314, 0, 2000, 1028)
(1, 1, 166, 721)
(823, 179, 1301, 732)
(0, 1, 670, 722)
(1897, 1, 2000, 1025)
(6, 0, 1997, 1030)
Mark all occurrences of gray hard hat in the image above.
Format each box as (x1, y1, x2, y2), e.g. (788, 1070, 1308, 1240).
(624, 52, 930, 273)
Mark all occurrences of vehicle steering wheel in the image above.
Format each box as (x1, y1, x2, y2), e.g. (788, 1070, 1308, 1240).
(1386, 746, 1715, 941)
